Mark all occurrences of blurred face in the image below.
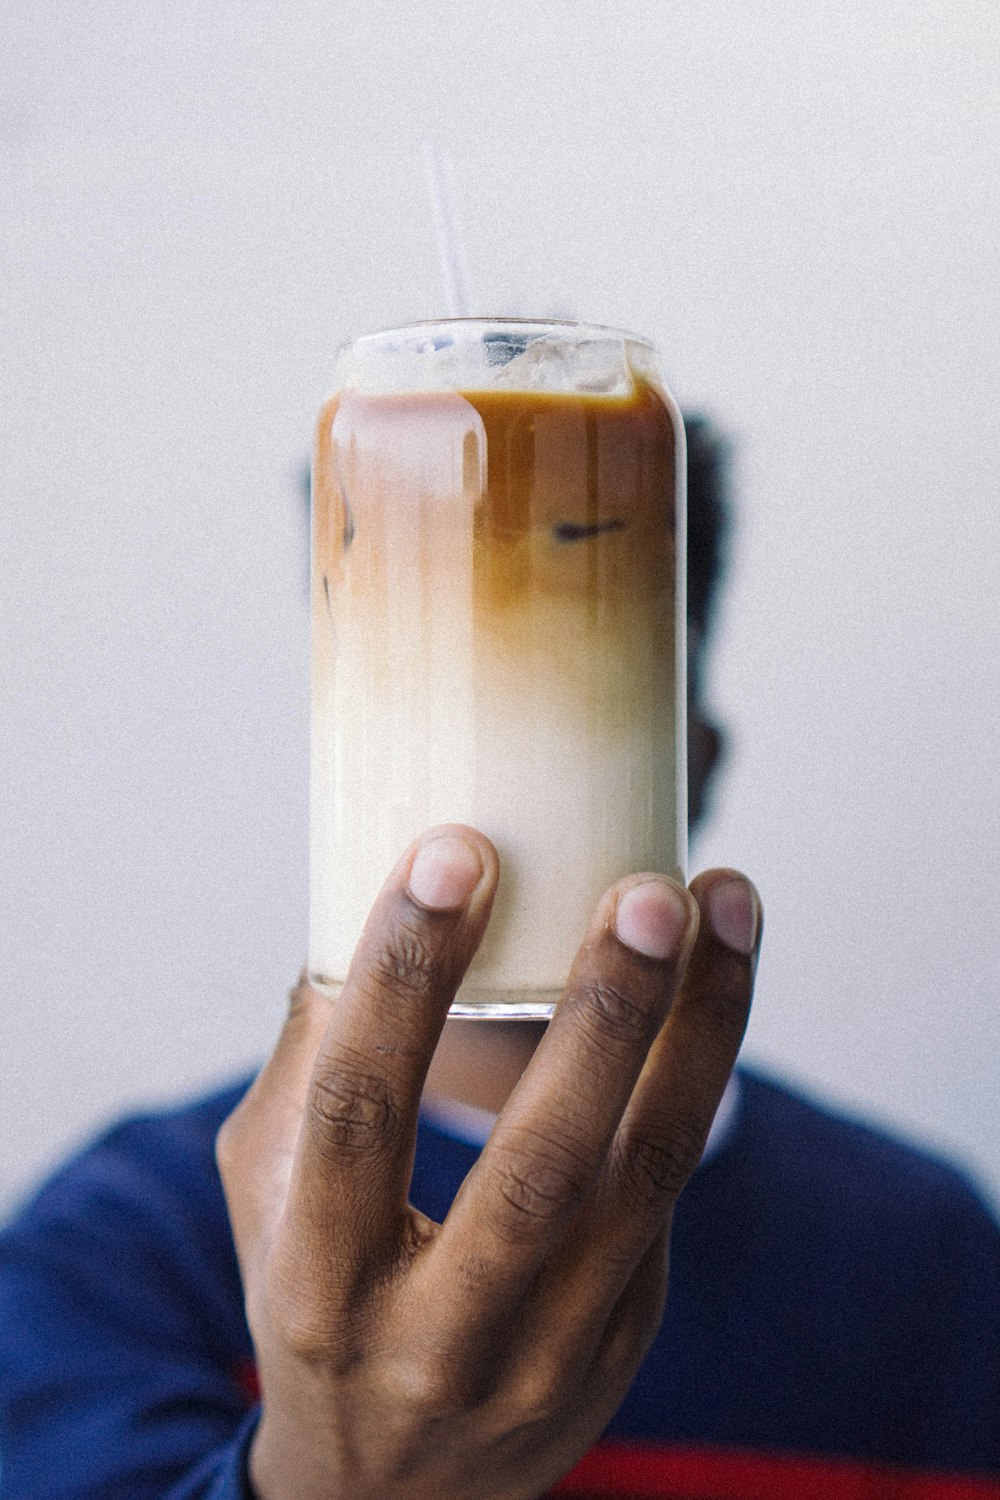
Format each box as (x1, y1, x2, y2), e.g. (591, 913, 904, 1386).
(687, 627, 724, 834)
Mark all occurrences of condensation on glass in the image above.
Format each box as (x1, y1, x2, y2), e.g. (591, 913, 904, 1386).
(310, 319, 687, 1017)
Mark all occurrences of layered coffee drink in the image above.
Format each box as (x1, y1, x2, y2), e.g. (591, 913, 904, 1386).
(310, 321, 686, 1016)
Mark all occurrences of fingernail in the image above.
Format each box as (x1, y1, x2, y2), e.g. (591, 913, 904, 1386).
(707, 878, 760, 954)
(614, 879, 690, 960)
(408, 835, 483, 911)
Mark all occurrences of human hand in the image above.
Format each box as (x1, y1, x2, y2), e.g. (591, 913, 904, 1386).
(216, 826, 761, 1500)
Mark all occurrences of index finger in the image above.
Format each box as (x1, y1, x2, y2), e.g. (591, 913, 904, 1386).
(286, 825, 498, 1276)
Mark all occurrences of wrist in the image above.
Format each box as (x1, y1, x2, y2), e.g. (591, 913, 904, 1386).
(248, 1412, 341, 1500)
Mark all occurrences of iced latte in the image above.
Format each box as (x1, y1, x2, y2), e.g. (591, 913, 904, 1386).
(310, 320, 686, 1016)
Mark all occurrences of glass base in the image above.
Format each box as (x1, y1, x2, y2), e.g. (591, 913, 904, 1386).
(308, 971, 557, 1021)
(447, 997, 555, 1020)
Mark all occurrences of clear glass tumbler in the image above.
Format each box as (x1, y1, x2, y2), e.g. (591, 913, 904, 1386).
(310, 319, 686, 1017)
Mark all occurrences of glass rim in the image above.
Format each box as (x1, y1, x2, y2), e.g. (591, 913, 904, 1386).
(336, 317, 657, 359)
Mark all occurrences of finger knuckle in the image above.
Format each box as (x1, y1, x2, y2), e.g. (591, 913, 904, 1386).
(261, 1239, 362, 1367)
(574, 978, 655, 1056)
(615, 1118, 704, 1209)
(512, 1360, 576, 1428)
(385, 1351, 468, 1420)
(307, 1057, 401, 1159)
(366, 920, 440, 1003)
(487, 1133, 589, 1240)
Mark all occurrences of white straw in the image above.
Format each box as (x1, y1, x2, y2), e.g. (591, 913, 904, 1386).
(423, 143, 472, 318)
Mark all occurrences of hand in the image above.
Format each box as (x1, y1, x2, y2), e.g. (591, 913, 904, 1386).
(216, 826, 761, 1500)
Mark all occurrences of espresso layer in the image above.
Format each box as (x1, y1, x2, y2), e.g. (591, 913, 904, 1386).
(313, 382, 676, 623)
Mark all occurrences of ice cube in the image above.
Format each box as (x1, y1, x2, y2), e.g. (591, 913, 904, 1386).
(336, 323, 654, 396)
(490, 334, 633, 394)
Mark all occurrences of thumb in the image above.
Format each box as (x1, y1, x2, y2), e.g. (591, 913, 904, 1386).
(216, 972, 334, 1263)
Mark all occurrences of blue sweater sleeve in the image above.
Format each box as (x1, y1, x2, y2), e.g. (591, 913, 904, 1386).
(0, 1084, 258, 1500)
(160, 1411, 259, 1500)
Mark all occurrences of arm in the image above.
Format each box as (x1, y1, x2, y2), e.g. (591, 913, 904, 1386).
(0, 1098, 258, 1500)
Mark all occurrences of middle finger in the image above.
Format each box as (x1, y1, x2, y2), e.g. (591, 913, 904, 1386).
(424, 872, 699, 1334)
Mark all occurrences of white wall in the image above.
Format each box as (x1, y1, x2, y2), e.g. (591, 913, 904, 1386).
(2, 0, 998, 1211)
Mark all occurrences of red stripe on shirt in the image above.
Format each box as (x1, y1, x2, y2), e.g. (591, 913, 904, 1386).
(234, 1359, 260, 1404)
(549, 1441, 1000, 1499)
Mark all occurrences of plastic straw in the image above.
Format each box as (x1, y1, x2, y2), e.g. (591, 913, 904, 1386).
(423, 143, 472, 318)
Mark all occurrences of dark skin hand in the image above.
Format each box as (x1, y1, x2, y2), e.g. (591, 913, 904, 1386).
(217, 825, 762, 1500)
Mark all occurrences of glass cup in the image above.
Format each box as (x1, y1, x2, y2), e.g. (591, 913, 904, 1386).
(310, 318, 686, 1017)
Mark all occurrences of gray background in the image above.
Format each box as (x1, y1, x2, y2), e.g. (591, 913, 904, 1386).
(2, 0, 998, 1211)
